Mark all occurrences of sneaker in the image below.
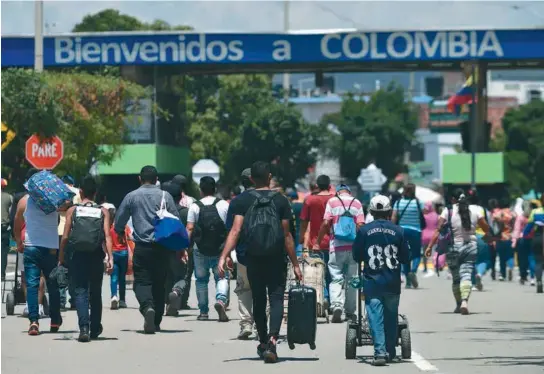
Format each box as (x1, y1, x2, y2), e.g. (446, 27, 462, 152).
(475, 274, 483, 291)
(507, 269, 513, 282)
(263, 341, 278, 363)
(110, 296, 119, 310)
(459, 300, 469, 315)
(28, 322, 40, 336)
(238, 325, 253, 340)
(408, 272, 419, 289)
(424, 272, 435, 278)
(331, 308, 343, 323)
(537, 282, 543, 294)
(90, 324, 103, 339)
(197, 313, 209, 321)
(119, 300, 127, 309)
(143, 308, 156, 334)
(498, 275, 505, 282)
(371, 356, 387, 366)
(530, 278, 536, 286)
(257, 343, 267, 359)
(166, 291, 181, 316)
(454, 303, 461, 314)
(23, 305, 29, 318)
(78, 326, 90, 343)
(214, 301, 229, 322)
(491, 270, 496, 281)
(39, 304, 45, 318)
(50, 318, 63, 333)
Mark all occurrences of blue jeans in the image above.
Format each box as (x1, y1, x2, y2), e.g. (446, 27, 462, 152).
(111, 250, 128, 300)
(496, 240, 514, 278)
(23, 246, 61, 324)
(193, 249, 229, 314)
(518, 239, 535, 280)
(474, 234, 490, 278)
(365, 294, 400, 359)
(401, 228, 421, 279)
(310, 251, 331, 303)
(71, 251, 104, 332)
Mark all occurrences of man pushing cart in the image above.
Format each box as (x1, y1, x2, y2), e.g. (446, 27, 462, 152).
(349, 195, 412, 366)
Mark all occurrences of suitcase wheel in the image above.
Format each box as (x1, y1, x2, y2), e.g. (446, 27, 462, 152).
(400, 327, 412, 359)
(309, 342, 316, 350)
(6, 292, 15, 316)
(345, 323, 357, 359)
(288, 341, 295, 350)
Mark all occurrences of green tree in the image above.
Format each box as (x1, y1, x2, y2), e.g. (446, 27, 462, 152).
(1, 69, 151, 188)
(188, 75, 320, 186)
(321, 83, 418, 182)
(72, 9, 192, 32)
(499, 100, 544, 196)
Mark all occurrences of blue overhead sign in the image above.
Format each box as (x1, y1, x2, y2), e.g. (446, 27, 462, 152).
(2, 29, 544, 68)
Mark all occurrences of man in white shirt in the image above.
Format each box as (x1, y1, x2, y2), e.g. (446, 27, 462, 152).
(186, 176, 230, 322)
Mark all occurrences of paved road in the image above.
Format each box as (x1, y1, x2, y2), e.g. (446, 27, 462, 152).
(2, 254, 543, 374)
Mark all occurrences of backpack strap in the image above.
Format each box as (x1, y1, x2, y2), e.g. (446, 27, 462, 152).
(195, 200, 204, 208)
(212, 198, 220, 206)
(336, 193, 349, 212)
(397, 198, 413, 222)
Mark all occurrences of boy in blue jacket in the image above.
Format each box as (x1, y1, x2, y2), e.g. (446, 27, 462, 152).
(352, 195, 411, 366)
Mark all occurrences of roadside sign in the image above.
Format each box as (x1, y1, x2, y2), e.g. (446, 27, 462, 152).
(357, 163, 387, 192)
(192, 159, 220, 184)
(25, 134, 64, 170)
(1, 123, 16, 151)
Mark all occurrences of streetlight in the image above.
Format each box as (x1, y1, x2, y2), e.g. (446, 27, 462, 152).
(34, 0, 44, 72)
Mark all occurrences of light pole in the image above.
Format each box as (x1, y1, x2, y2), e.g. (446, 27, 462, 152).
(34, 0, 44, 72)
(282, 0, 290, 100)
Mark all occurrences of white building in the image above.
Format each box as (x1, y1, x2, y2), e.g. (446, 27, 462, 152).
(487, 70, 544, 104)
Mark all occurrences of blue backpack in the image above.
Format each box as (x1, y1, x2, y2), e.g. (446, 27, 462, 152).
(333, 195, 357, 242)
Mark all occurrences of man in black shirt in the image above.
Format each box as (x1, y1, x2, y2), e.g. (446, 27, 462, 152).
(219, 161, 302, 363)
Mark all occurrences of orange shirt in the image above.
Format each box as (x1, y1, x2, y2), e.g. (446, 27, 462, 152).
(110, 226, 131, 252)
(492, 208, 515, 241)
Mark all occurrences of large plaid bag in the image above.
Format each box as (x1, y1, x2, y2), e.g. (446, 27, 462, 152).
(24, 170, 75, 214)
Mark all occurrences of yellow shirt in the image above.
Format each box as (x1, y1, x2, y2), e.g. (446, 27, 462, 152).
(475, 206, 486, 236)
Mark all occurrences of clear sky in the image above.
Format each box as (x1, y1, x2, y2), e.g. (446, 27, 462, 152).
(2, 1, 544, 35)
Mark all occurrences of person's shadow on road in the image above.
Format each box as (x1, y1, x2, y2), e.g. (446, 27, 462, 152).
(121, 328, 192, 334)
(223, 357, 319, 363)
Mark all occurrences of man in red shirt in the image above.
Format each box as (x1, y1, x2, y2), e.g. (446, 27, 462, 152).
(299, 175, 333, 308)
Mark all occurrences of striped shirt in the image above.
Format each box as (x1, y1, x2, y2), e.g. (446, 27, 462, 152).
(393, 198, 423, 232)
(323, 193, 365, 252)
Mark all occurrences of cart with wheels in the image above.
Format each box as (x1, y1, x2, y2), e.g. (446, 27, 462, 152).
(3, 253, 26, 316)
(285, 256, 330, 324)
(345, 263, 412, 360)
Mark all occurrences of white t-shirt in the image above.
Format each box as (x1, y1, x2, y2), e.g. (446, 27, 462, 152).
(440, 204, 483, 245)
(187, 196, 229, 250)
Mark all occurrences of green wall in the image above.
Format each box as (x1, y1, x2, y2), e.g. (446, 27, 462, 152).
(442, 153, 504, 184)
(98, 144, 190, 175)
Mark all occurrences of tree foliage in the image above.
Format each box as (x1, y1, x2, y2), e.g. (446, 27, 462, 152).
(187, 75, 321, 186)
(72, 9, 192, 32)
(499, 100, 544, 195)
(1, 69, 151, 188)
(321, 83, 418, 182)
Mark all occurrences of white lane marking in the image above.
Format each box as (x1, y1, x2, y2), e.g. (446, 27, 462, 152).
(411, 351, 439, 371)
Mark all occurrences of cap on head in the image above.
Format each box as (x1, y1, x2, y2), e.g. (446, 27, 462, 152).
(241, 168, 251, 179)
(1, 179, 7, 188)
(336, 184, 351, 193)
(369, 194, 392, 212)
(285, 187, 298, 200)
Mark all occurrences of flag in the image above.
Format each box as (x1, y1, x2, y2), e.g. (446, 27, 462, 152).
(447, 72, 477, 115)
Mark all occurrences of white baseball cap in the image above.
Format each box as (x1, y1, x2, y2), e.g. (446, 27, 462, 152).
(369, 194, 391, 212)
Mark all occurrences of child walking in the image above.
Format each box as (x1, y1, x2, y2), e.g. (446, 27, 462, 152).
(109, 208, 133, 310)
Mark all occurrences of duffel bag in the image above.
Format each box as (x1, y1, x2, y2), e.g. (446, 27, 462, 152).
(24, 170, 75, 214)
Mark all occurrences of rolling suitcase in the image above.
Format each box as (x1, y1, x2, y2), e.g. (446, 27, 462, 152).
(286, 283, 317, 350)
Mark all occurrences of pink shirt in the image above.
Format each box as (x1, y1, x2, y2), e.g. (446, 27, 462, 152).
(323, 193, 365, 252)
(512, 214, 528, 241)
(421, 211, 439, 245)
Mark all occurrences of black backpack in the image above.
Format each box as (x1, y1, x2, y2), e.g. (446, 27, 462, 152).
(193, 199, 227, 256)
(68, 202, 104, 253)
(243, 190, 284, 257)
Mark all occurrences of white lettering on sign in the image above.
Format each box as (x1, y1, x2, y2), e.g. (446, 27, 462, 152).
(321, 30, 504, 60)
(31, 142, 58, 158)
(55, 35, 244, 64)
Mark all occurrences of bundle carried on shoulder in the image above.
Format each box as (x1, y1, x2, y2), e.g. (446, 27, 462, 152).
(24, 170, 75, 214)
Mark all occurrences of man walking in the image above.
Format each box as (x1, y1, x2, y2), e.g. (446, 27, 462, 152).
(353, 195, 410, 365)
(59, 176, 113, 342)
(316, 184, 365, 323)
(186, 176, 230, 321)
(226, 168, 256, 339)
(115, 166, 182, 334)
(218, 161, 302, 363)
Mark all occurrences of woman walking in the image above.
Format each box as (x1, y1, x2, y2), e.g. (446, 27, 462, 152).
(421, 201, 439, 277)
(108, 208, 133, 310)
(425, 189, 493, 315)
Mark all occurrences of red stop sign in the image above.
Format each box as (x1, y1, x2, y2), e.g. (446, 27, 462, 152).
(25, 135, 64, 170)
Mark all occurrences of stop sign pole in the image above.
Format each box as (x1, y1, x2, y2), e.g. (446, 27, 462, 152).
(25, 134, 64, 170)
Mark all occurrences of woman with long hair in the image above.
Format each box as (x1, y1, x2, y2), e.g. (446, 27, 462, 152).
(421, 201, 439, 276)
(492, 198, 516, 281)
(425, 189, 493, 315)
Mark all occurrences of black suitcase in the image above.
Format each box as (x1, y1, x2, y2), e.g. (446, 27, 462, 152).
(287, 284, 317, 350)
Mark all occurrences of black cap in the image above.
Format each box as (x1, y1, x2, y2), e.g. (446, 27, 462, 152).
(161, 180, 182, 200)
